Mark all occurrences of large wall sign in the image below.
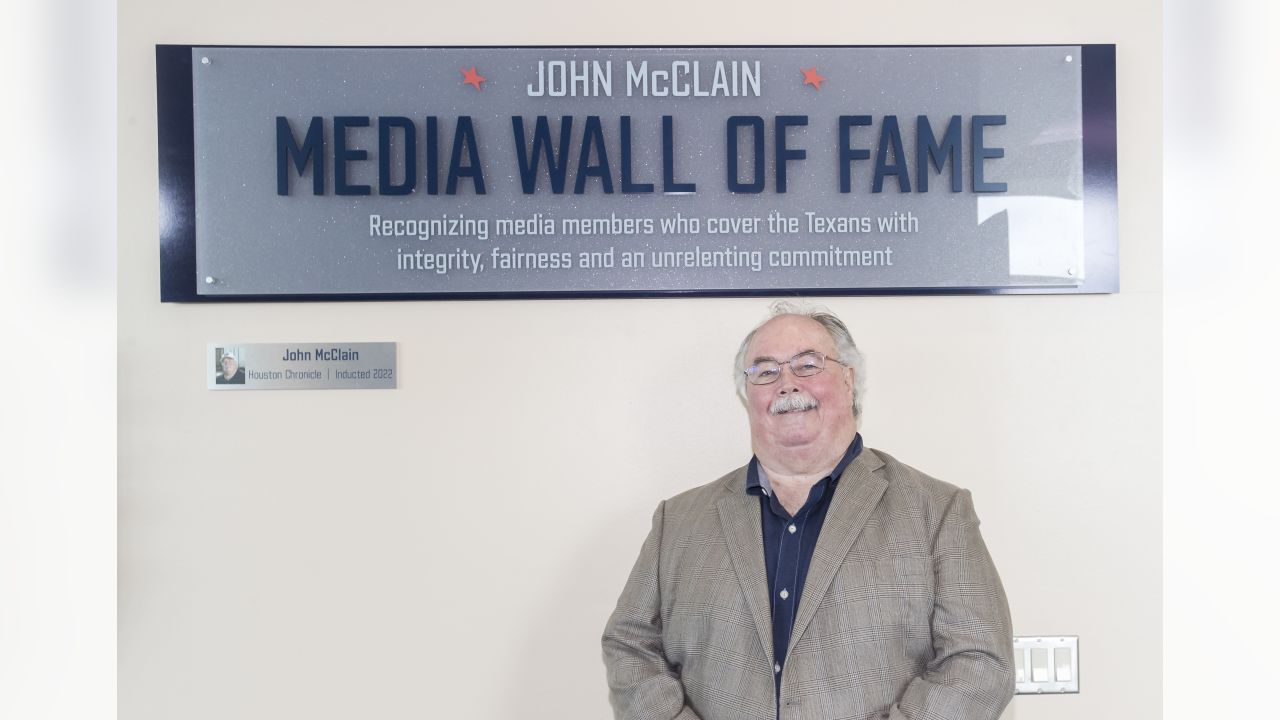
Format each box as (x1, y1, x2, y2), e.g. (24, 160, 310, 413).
(157, 45, 1117, 301)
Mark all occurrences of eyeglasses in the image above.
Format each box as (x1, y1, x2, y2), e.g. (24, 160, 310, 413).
(743, 351, 848, 386)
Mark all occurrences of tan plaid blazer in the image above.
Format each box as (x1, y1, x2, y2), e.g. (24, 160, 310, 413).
(602, 447, 1014, 720)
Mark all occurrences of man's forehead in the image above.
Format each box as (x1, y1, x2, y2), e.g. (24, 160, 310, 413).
(748, 316, 835, 357)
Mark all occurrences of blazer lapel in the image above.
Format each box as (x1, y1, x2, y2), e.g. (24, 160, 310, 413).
(786, 450, 888, 656)
(716, 484, 776, 667)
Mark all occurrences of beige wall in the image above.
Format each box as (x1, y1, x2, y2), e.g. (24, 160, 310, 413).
(118, 2, 1161, 718)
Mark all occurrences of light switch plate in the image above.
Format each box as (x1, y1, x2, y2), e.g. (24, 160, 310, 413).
(1013, 636, 1079, 694)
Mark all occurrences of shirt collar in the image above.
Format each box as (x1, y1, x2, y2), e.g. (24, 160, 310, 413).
(747, 433, 864, 496)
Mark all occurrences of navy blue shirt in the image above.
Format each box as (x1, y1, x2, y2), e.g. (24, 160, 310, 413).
(746, 433, 863, 700)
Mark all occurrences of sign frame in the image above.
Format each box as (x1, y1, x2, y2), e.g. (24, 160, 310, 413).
(156, 43, 1117, 302)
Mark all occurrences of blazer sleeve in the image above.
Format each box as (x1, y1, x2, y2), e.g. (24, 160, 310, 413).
(888, 489, 1016, 720)
(602, 501, 704, 720)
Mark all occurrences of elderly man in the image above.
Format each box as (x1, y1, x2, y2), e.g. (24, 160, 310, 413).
(602, 302, 1013, 720)
(216, 351, 245, 385)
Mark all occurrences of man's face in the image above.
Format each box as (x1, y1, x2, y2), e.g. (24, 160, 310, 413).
(221, 355, 238, 378)
(743, 316, 857, 463)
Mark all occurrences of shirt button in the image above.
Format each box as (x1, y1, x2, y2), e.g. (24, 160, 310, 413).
(779, 588, 789, 599)
(774, 663, 782, 673)
(788, 524, 797, 534)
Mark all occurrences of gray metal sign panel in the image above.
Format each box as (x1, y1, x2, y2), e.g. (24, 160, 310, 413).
(208, 342, 396, 390)
(158, 44, 1117, 300)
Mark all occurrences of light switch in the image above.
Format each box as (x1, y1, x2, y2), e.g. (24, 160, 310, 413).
(1013, 636, 1079, 695)
(1030, 648, 1050, 682)
(1054, 647, 1072, 682)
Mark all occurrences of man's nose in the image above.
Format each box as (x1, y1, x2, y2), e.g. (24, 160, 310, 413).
(776, 370, 802, 393)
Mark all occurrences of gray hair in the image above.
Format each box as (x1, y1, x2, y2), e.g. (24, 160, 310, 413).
(734, 300, 867, 419)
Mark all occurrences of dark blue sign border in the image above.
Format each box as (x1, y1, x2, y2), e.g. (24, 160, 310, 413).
(156, 44, 1117, 302)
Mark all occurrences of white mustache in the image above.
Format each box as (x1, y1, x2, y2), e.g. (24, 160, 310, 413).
(770, 392, 818, 415)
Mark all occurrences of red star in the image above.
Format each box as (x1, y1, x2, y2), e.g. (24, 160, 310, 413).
(461, 66, 486, 90)
(801, 67, 825, 90)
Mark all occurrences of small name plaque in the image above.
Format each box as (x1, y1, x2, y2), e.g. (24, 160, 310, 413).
(208, 342, 396, 390)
